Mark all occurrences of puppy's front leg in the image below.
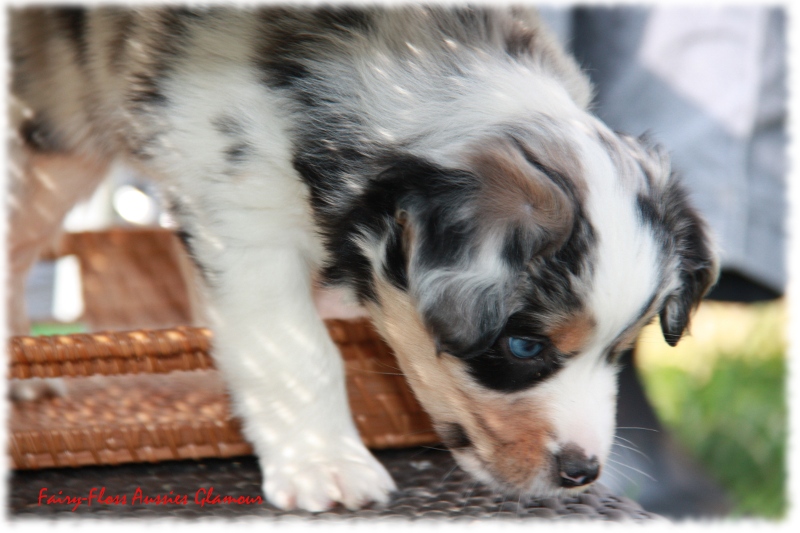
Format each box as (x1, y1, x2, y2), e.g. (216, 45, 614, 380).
(202, 243, 395, 511)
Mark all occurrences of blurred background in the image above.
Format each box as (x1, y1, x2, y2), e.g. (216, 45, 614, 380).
(14, 4, 788, 521)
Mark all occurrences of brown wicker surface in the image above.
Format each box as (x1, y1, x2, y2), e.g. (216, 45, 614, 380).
(9, 327, 215, 379)
(10, 371, 250, 469)
(9, 320, 438, 469)
(42, 228, 196, 330)
(9, 448, 662, 521)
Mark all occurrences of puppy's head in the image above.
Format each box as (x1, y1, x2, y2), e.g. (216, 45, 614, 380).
(326, 119, 718, 496)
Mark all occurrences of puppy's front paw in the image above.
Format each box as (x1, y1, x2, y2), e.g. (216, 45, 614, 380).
(262, 437, 396, 512)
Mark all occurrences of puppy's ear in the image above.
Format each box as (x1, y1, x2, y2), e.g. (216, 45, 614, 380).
(387, 146, 577, 358)
(659, 222, 718, 346)
(642, 179, 720, 347)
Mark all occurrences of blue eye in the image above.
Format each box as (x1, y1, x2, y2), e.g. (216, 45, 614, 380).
(507, 337, 545, 359)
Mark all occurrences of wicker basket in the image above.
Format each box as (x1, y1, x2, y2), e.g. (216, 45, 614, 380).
(8, 229, 438, 469)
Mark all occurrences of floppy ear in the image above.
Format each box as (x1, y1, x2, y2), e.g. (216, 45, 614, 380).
(654, 186, 720, 347)
(387, 145, 577, 358)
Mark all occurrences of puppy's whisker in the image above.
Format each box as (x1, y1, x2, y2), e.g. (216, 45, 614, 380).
(605, 457, 657, 482)
(601, 462, 637, 486)
(401, 429, 441, 437)
(611, 441, 653, 463)
(616, 427, 660, 433)
(371, 360, 403, 372)
(613, 434, 643, 448)
(421, 445, 450, 452)
(408, 447, 433, 460)
(607, 450, 646, 472)
(440, 463, 459, 485)
(460, 480, 480, 511)
(494, 494, 508, 517)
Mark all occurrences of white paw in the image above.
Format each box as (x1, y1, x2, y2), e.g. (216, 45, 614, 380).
(261, 438, 396, 512)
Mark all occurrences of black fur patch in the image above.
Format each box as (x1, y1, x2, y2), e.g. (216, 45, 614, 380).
(129, 73, 169, 106)
(19, 117, 63, 153)
(255, 7, 374, 92)
(383, 223, 409, 290)
(464, 330, 567, 393)
(212, 115, 246, 137)
(440, 423, 472, 450)
(459, 272, 590, 392)
(505, 28, 533, 58)
(53, 7, 88, 66)
(224, 142, 253, 165)
(174, 227, 195, 257)
(314, 6, 373, 32)
(294, 141, 376, 290)
(293, 142, 370, 215)
(308, 155, 481, 306)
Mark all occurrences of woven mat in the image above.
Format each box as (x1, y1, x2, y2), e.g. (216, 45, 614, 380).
(9, 448, 661, 521)
(10, 326, 438, 469)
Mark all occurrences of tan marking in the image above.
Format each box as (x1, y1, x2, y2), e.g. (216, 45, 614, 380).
(508, 126, 588, 200)
(367, 279, 556, 490)
(465, 137, 585, 257)
(537, 141, 587, 198)
(470, 140, 573, 233)
(547, 310, 596, 354)
(475, 399, 552, 486)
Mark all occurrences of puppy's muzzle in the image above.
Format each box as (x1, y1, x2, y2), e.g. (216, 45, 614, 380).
(556, 445, 600, 488)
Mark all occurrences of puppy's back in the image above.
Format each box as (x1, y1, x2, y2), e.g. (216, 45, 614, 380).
(10, 6, 591, 159)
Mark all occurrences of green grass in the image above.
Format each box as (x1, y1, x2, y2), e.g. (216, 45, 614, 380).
(29, 322, 88, 336)
(637, 301, 787, 519)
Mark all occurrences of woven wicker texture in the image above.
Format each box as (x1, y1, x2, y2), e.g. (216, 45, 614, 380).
(9, 321, 438, 469)
(9, 449, 662, 521)
(9, 327, 214, 379)
(10, 371, 248, 469)
(48, 229, 195, 330)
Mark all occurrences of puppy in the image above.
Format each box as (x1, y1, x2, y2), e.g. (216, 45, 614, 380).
(8, 6, 718, 511)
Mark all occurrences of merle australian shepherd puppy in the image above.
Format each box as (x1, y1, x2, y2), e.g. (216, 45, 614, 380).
(8, 6, 718, 511)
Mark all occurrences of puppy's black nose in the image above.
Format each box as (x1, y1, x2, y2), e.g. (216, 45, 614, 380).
(556, 448, 600, 488)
